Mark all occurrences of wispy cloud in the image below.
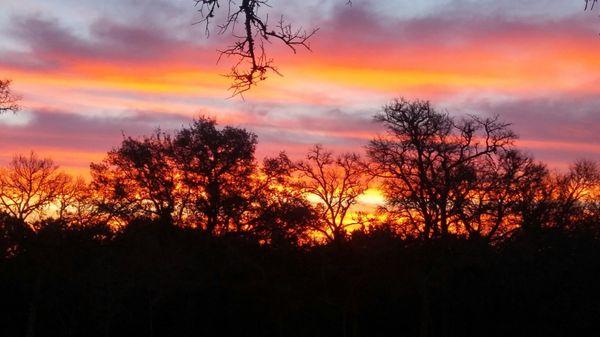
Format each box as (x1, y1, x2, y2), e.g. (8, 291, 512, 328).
(0, 0, 598, 172)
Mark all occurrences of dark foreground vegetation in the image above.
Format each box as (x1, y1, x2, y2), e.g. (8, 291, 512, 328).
(0, 99, 599, 337)
(2, 218, 600, 337)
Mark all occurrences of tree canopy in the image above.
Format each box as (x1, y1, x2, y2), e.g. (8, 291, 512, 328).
(0, 98, 599, 336)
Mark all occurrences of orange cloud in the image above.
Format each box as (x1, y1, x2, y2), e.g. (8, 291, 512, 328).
(1, 6, 599, 175)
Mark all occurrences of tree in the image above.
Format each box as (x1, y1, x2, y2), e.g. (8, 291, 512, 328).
(291, 145, 371, 242)
(0, 152, 69, 223)
(0, 212, 31, 259)
(552, 159, 600, 228)
(90, 130, 183, 226)
(586, 0, 598, 10)
(240, 153, 317, 244)
(172, 117, 258, 234)
(460, 149, 550, 239)
(54, 175, 105, 227)
(0, 79, 20, 114)
(367, 98, 517, 239)
(194, 0, 318, 95)
(91, 118, 315, 240)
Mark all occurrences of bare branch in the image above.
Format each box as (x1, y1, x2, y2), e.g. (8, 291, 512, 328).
(0, 152, 67, 223)
(292, 145, 371, 242)
(0, 79, 21, 114)
(585, 0, 598, 10)
(194, 0, 318, 96)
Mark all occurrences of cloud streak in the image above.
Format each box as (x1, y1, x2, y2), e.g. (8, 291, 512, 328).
(0, 0, 598, 173)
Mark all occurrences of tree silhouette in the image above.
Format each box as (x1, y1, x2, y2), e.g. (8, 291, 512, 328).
(90, 117, 313, 239)
(0, 152, 69, 223)
(240, 153, 317, 244)
(0, 107, 599, 337)
(54, 175, 103, 226)
(172, 117, 258, 234)
(477, 150, 550, 237)
(91, 130, 182, 226)
(367, 98, 517, 239)
(194, 0, 318, 96)
(291, 145, 371, 242)
(553, 159, 600, 228)
(0, 79, 20, 114)
(0, 212, 30, 259)
(586, 0, 598, 10)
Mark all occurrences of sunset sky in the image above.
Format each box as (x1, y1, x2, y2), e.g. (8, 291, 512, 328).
(1, 0, 599, 178)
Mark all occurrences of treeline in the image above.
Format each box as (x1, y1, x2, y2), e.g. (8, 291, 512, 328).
(1, 98, 599, 337)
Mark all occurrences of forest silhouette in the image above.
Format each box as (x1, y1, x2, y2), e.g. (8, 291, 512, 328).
(0, 98, 599, 337)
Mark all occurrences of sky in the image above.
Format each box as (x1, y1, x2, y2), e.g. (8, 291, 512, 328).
(0, 0, 599, 177)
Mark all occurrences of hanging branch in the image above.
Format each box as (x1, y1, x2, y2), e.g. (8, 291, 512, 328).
(194, 0, 318, 96)
(585, 0, 598, 10)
